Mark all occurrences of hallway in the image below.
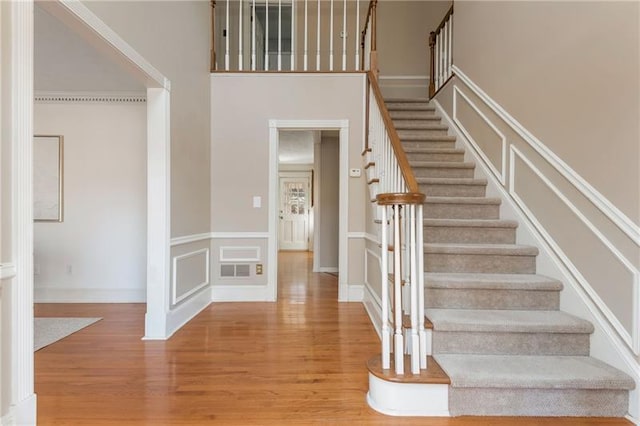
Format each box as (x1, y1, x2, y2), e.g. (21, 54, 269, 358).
(34, 252, 631, 425)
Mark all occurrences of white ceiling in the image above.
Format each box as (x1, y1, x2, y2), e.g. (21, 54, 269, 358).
(34, 4, 145, 93)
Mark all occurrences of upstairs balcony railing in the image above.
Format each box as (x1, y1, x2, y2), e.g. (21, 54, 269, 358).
(428, 4, 454, 98)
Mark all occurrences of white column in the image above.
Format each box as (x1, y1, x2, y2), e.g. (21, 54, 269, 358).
(8, 1, 37, 423)
(409, 204, 419, 374)
(417, 203, 427, 369)
(265, 0, 270, 70)
(380, 205, 390, 369)
(251, 0, 256, 70)
(393, 204, 404, 374)
(144, 87, 171, 340)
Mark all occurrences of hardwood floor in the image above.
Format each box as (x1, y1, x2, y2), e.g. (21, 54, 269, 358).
(35, 252, 632, 425)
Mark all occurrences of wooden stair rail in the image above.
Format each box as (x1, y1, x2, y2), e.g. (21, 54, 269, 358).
(429, 4, 454, 98)
(366, 71, 420, 193)
(360, 0, 378, 74)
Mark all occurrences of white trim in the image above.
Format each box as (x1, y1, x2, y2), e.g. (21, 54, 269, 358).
(347, 232, 367, 239)
(365, 232, 379, 245)
(39, 0, 168, 90)
(34, 91, 146, 103)
(212, 72, 365, 79)
(452, 85, 506, 185)
(143, 285, 211, 341)
(347, 284, 364, 302)
(219, 246, 261, 262)
(318, 267, 339, 273)
(367, 376, 450, 417)
(10, 393, 37, 426)
(0, 263, 16, 280)
(452, 65, 640, 245)
(211, 232, 269, 239)
(509, 145, 640, 354)
(34, 288, 145, 303)
(172, 248, 211, 305)
(626, 414, 640, 425)
(211, 285, 272, 302)
(269, 119, 350, 303)
(363, 281, 383, 339)
(170, 232, 212, 246)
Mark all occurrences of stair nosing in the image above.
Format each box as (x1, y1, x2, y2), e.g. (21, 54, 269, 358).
(423, 219, 518, 228)
(425, 243, 539, 256)
(425, 272, 563, 291)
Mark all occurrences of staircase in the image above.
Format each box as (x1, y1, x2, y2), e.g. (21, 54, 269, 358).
(368, 98, 635, 417)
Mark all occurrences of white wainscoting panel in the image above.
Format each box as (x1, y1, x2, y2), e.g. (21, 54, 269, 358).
(219, 246, 261, 262)
(172, 248, 210, 305)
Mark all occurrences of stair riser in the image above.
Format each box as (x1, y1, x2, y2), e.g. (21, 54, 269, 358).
(424, 203, 500, 220)
(412, 167, 475, 179)
(386, 103, 434, 111)
(398, 129, 449, 138)
(389, 112, 439, 120)
(432, 331, 590, 356)
(405, 152, 465, 162)
(402, 141, 456, 150)
(424, 226, 515, 244)
(425, 253, 536, 274)
(448, 388, 630, 417)
(425, 288, 560, 310)
(419, 183, 487, 198)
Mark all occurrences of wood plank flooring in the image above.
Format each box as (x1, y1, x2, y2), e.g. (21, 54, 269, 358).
(35, 252, 632, 425)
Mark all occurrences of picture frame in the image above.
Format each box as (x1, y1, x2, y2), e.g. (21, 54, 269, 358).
(33, 135, 64, 222)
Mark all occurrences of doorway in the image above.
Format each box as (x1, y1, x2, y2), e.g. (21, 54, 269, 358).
(279, 173, 311, 251)
(268, 120, 349, 302)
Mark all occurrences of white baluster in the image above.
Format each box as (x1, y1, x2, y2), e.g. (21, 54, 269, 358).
(251, 0, 256, 70)
(316, 0, 321, 70)
(442, 25, 447, 83)
(409, 203, 420, 374)
(381, 204, 390, 369)
(265, 0, 270, 70)
(354, 0, 360, 70)
(225, 0, 230, 70)
(304, 0, 308, 71)
(329, 0, 334, 70)
(290, 0, 295, 70)
(393, 204, 404, 375)
(448, 18, 453, 78)
(417, 203, 427, 369)
(278, 0, 282, 70)
(342, 0, 347, 71)
(238, 0, 243, 70)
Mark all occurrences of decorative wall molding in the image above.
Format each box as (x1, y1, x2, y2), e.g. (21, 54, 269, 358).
(347, 232, 367, 239)
(170, 232, 212, 246)
(219, 246, 261, 262)
(34, 91, 146, 103)
(0, 263, 17, 280)
(172, 248, 210, 305)
(509, 145, 640, 354)
(163, 286, 211, 340)
(347, 284, 364, 302)
(452, 65, 640, 245)
(453, 85, 506, 184)
(364, 233, 380, 245)
(211, 232, 269, 239)
(318, 267, 339, 273)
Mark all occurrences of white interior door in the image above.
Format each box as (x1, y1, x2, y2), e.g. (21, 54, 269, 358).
(279, 176, 310, 250)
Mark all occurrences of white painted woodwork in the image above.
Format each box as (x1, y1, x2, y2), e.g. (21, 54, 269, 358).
(238, 0, 243, 70)
(316, 0, 321, 70)
(329, 0, 334, 71)
(225, 0, 230, 70)
(278, 176, 310, 251)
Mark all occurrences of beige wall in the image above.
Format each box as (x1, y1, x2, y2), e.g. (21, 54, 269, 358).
(85, 1, 212, 238)
(454, 0, 640, 225)
(318, 135, 339, 269)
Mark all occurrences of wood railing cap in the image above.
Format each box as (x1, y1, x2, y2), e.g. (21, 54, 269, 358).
(376, 192, 426, 205)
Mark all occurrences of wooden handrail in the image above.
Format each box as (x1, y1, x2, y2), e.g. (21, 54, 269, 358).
(428, 3, 454, 99)
(367, 71, 420, 193)
(376, 192, 425, 206)
(434, 4, 454, 37)
(360, 0, 378, 72)
(210, 0, 216, 72)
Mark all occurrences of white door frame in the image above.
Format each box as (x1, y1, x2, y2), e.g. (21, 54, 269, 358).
(5, 2, 170, 422)
(268, 120, 349, 301)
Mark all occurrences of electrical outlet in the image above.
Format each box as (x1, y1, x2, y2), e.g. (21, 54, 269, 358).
(256, 264, 263, 275)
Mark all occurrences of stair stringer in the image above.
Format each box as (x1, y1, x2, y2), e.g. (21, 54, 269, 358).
(432, 98, 640, 423)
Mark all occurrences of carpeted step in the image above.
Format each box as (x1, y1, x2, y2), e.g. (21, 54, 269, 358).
(410, 161, 476, 179)
(398, 128, 449, 138)
(404, 147, 465, 163)
(427, 308, 593, 355)
(425, 272, 562, 310)
(423, 196, 501, 220)
(435, 354, 636, 416)
(418, 178, 487, 197)
(425, 243, 538, 274)
(424, 218, 517, 244)
(394, 121, 450, 132)
(389, 110, 441, 121)
(386, 102, 435, 112)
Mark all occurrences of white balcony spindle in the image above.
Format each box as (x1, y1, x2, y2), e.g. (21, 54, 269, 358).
(417, 203, 427, 369)
(225, 0, 230, 70)
(342, 0, 347, 70)
(381, 204, 390, 369)
(448, 18, 453, 77)
(329, 0, 334, 70)
(265, 0, 270, 70)
(290, 0, 295, 70)
(393, 204, 404, 375)
(316, 0, 321, 70)
(238, 0, 243, 70)
(354, 0, 360, 70)
(304, 0, 308, 70)
(278, 0, 282, 70)
(409, 204, 419, 374)
(251, 0, 256, 70)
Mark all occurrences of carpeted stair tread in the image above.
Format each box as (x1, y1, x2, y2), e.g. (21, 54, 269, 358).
(424, 196, 501, 205)
(435, 354, 636, 390)
(424, 218, 518, 229)
(425, 272, 562, 291)
(405, 147, 465, 155)
(426, 309, 594, 333)
(394, 121, 450, 131)
(386, 103, 435, 111)
(417, 177, 487, 186)
(410, 161, 475, 169)
(399, 134, 457, 142)
(385, 98, 430, 103)
(425, 243, 538, 256)
(389, 111, 441, 120)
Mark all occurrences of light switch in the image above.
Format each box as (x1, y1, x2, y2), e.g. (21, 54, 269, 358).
(349, 168, 362, 177)
(253, 196, 261, 208)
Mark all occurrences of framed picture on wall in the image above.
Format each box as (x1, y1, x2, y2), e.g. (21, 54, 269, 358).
(33, 135, 64, 222)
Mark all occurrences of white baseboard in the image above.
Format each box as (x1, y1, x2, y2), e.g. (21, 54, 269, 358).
(318, 267, 339, 273)
(363, 283, 382, 340)
(626, 414, 640, 425)
(346, 284, 364, 302)
(367, 375, 449, 416)
(164, 286, 212, 339)
(34, 288, 145, 303)
(5, 393, 37, 426)
(211, 284, 274, 302)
